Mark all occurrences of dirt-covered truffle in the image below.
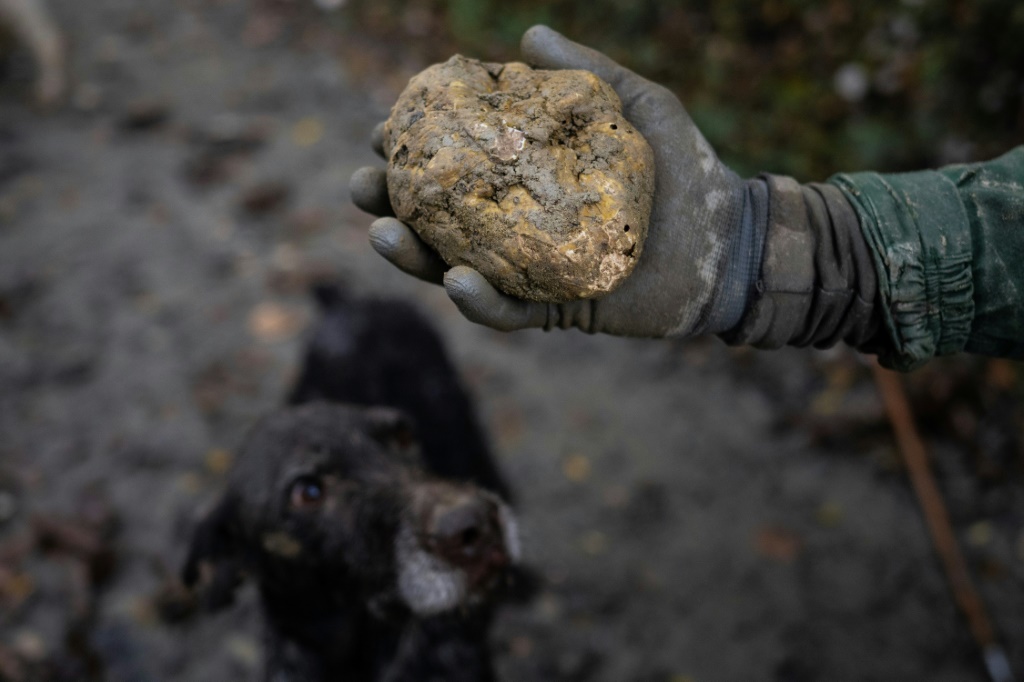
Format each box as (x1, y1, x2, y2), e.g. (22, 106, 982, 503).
(383, 56, 655, 302)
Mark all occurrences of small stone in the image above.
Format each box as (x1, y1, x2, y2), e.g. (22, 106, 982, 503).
(384, 56, 654, 302)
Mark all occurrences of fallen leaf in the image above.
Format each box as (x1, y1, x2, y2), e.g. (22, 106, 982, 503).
(986, 359, 1017, 391)
(579, 530, 608, 556)
(509, 635, 533, 659)
(292, 117, 324, 147)
(240, 181, 290, 215)
(562, 453, 591, 482)
(0, 568, 35, 607)
(755, 525, 802, 562)
(967, 520, 993, 547)
(205, 448, 233, 476)
(816, 501, 844, 528)
(119, 98, 171, 131)
(247, 301, 307, 343)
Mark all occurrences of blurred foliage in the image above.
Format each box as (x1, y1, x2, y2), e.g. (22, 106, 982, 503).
(340, 0, 1024, 179)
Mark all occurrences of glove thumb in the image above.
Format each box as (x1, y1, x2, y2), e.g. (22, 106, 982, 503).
(520, 25, 651, 108)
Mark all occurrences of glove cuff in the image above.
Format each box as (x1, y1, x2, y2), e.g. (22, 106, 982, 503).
(703, 179, 769, 334)
(719, 174, 881, 350)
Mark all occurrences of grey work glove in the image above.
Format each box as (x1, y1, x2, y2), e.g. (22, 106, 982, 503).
(352, 26, 880, 349)
(351, 25, 764, 337)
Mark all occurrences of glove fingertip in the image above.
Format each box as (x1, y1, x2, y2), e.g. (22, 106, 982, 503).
(444, 267, 544, 331)
(520, 25, 655, 113)
(367, 217, 406, 255)
(520, 24, 574, 70)
(369, 218, 447, 284)
(350, 166, 393, 217)
(443, 266, 490, 302)
(371, 121, 387, 159)
(520, 24, 558, 51)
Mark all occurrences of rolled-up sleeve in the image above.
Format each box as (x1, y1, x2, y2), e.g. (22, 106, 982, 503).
(830, 146, 1024, 370)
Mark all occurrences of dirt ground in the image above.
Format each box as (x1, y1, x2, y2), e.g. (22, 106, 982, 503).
(1, 1, 1023, 681)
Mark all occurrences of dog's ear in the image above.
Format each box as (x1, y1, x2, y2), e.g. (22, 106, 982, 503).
(310, 280, 348, 310)
(362, 406, 418, 453)
(182, 492, 247, 611)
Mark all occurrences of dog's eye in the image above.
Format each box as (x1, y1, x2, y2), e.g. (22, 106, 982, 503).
(289, 476, 324, 509)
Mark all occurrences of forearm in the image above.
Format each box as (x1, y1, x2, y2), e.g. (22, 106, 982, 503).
(724, 146, 1024, 371)
(354, 26, 1024, 363)
(833, 145, 1024, 369)
(720, 175, 882, 357)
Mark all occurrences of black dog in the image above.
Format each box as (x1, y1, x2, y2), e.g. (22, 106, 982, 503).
(183, 288, 519, 681)
(287, 285, 511, 502)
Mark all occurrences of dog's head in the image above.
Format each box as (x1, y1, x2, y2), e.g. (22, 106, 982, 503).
(182, 403, 519, 618)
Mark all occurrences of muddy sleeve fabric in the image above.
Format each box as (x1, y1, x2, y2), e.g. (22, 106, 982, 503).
(723, 147, 1024, 371)
(831, 145, 1024, 370)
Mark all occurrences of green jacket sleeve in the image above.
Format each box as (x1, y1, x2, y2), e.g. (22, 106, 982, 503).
(829, 146, 1024, 370)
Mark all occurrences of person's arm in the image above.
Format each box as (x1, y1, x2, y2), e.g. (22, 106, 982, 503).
(828, 147, 1024, 369)
(350, 25, 1024, 371)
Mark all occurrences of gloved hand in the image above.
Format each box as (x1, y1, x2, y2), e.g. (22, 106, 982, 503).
(351, 25, 766, 337)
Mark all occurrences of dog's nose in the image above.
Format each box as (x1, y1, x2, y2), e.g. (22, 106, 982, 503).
(423, 493, 509, 585)
(431, 497, 496, 555)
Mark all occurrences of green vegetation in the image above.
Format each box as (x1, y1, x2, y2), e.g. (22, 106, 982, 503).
(344, 0, 1024, 179)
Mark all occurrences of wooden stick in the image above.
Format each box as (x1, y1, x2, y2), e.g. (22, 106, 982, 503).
(871, 361, 1012, 680)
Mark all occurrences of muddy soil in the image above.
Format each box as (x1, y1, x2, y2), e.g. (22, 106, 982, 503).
(0, 2, 1022, 681)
